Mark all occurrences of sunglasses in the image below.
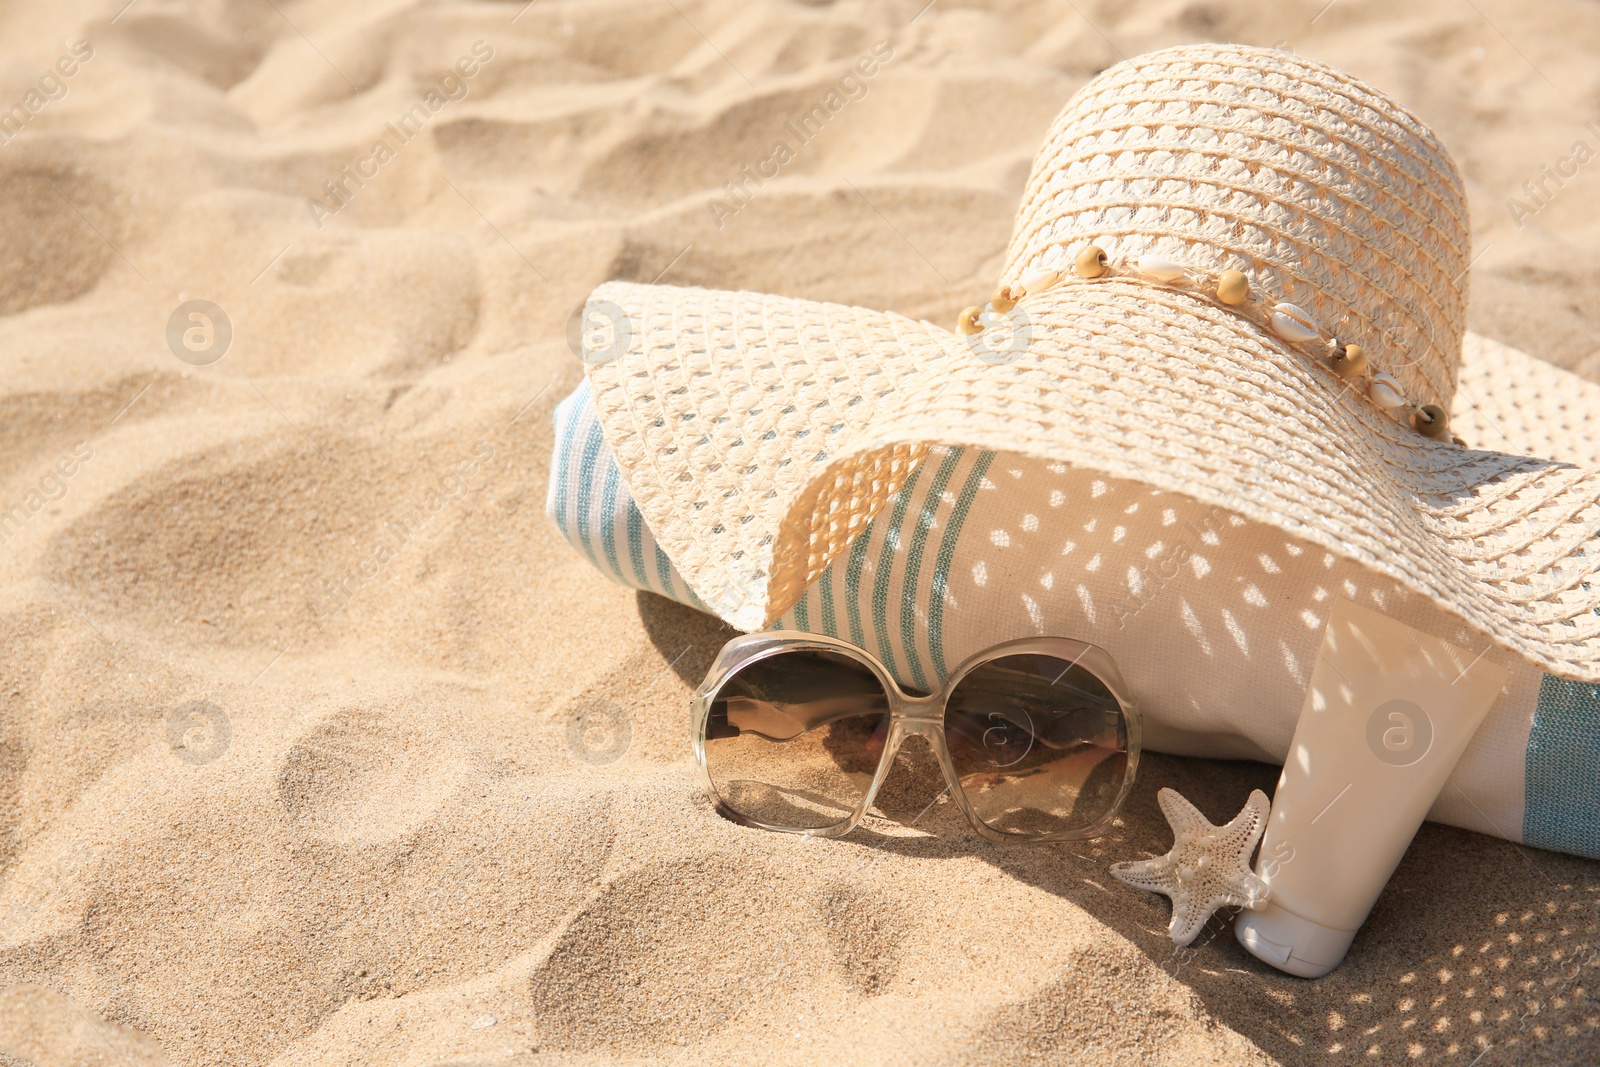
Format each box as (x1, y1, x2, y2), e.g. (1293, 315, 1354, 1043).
(690, 632, 1141, 843)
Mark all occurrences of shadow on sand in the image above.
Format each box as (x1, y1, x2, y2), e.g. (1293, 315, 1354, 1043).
(639, 590, 1600, 1064)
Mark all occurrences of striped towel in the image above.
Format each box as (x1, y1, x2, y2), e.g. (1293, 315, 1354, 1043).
(549, 380, 1600, 861)
(545, 382, 711, 614)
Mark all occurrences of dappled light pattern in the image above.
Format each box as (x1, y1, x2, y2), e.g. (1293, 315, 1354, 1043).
(764, 450, 1557, 852)
(984, 752, 1600, 1066)
(558, 365, 1592, 857)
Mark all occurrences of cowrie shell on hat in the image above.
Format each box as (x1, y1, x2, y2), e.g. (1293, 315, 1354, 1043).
(1268, 303, 1320, 343)
(1136, 256, 1188, 282)
(1019, 267, 1060, 295)
(1369, 373, 1408, 412)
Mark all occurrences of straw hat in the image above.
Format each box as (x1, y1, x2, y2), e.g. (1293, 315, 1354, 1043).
(577, 42, 1600, 683)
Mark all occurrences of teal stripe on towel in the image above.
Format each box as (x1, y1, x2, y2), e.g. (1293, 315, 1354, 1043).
(574, 418, 607, 569)
(598, 458, 623, 581)
(901, 448, 964, 692)
(794, 588, 810, 632)
(820, 567, 838, 637)
(928, 451, 994, 679)
(871, 464, 927, 686)
(843, 518, 876, 648)
(551, 395, 583, 539)
(1523, 674, 1600, 859)
(626, 502, 649, 591)
(654, 542, 676, 598)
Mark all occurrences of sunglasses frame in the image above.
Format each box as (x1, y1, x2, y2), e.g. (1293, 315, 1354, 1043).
(691, 631, 1142, 844)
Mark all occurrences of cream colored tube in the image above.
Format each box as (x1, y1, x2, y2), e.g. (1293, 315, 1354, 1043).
(1236, 598, 1509, 977)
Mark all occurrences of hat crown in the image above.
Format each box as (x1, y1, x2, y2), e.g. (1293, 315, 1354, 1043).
(1003, 44, 1470, 409)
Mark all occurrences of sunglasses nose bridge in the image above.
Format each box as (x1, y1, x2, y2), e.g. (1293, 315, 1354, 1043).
(894, 717, 943, 746)
(891, 695, 944, 730)
(892, 707, 961, 776)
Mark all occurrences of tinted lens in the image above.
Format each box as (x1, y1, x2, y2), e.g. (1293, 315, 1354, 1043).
(944, 653, 1130, 837)
(702, 649, 889, 831)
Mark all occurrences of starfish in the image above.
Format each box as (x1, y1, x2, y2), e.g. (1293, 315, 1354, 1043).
(1111, 787, 1273, 947)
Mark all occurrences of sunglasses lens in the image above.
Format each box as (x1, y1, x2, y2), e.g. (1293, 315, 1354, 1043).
(944, 653, 1130, 837)
(702, 648, 889, 831)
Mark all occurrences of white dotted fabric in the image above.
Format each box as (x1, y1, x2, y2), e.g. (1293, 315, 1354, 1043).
(581, 43, 1600, 683)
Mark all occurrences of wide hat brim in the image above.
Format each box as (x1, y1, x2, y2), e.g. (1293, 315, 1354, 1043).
(581, 276, 1600, 683)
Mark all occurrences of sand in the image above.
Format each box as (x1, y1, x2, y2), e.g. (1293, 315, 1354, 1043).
(0, 1, 1596, 1064)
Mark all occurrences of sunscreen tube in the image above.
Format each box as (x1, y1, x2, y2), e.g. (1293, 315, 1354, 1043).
(1236, 598, 1508, 977)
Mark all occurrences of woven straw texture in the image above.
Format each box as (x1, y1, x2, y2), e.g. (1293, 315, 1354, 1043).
(1002, 44, 1469, 413)
(581, 43, 1600, 682)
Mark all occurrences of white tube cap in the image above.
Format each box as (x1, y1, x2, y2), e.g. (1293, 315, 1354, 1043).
(1235, 903, 1357, 978)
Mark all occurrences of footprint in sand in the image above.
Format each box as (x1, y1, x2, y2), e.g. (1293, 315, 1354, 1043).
(0, 168, 116, 317)
(526, 856, 818, 1052)
(950, 942, 1266, 1066)
(817, 880, 907, 996)
(0, 983, 169, 1066)
(276, 704, 466, 846)
(109, 11, 264, 90)
(46, 443, 379, 647)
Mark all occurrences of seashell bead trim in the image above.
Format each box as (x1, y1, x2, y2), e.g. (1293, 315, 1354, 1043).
(967, 243, 1463, 446)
